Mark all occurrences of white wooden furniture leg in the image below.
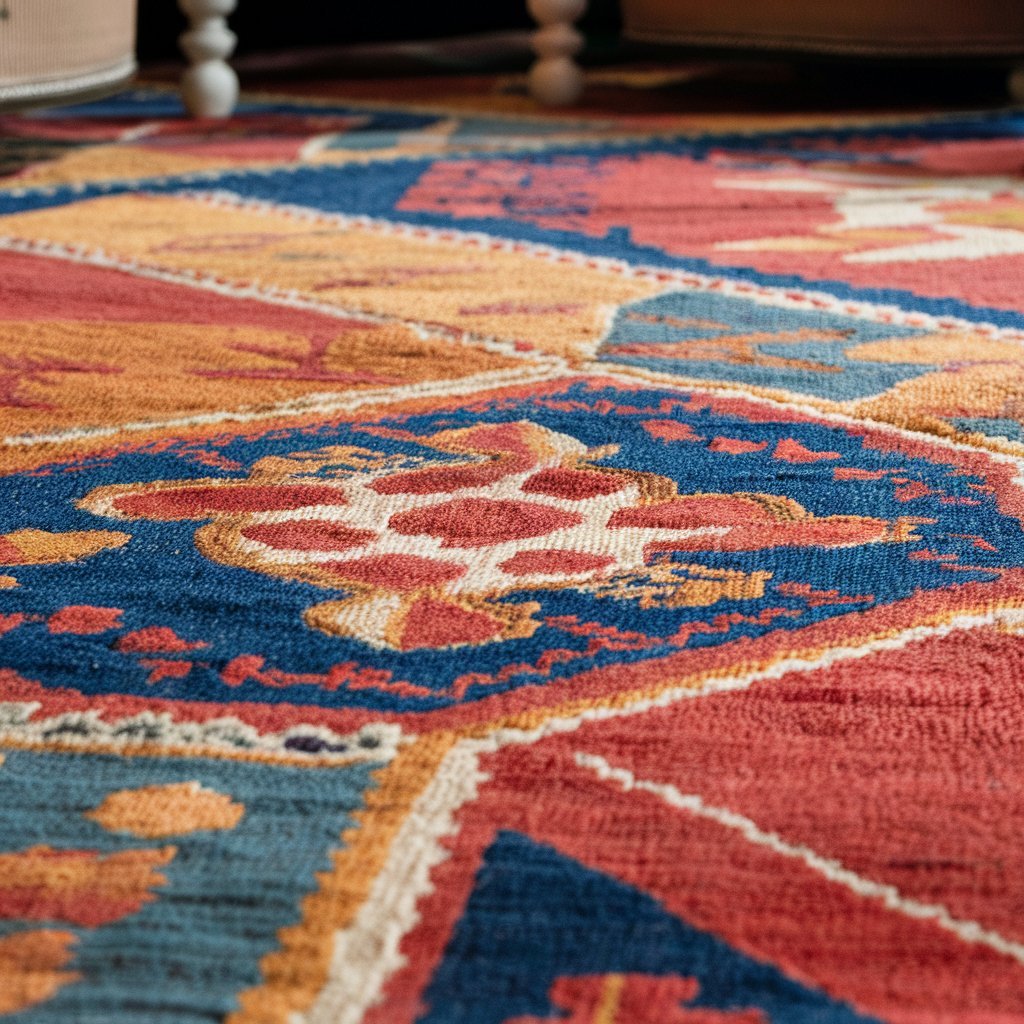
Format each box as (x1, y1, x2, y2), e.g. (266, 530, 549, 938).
(527, 0, 587, 106)
(178, 0, 239, 118)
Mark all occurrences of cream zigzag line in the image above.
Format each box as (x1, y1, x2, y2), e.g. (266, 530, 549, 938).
(4, 232, 1021, 473)
(8, 187, 1024, 385)
(0, 702, 405, 765)
(0, 233, 563, 367)
(178, 187, 1024, 342)
(2, 301, 1020, 492)
(299, 604, 1024, 1024)
(575, 750, 1024, 966)
(10, 195, 1024, 458)
(6, 236, 1020, 490)
(0, 236, 568, 450)
(0, 363, 559, 448)
(306, 742, 487, 1024)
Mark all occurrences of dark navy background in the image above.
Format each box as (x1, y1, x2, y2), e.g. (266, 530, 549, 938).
(0, 380, 1008, 714)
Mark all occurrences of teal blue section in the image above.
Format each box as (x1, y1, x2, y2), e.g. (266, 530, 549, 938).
(0, 748, 379, 1023)
(952, 417, 1024, 442)
(320, 114, 589, 152)
(600, 289, 930, 400)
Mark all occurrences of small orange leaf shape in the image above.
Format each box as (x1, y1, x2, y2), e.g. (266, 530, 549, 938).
(0, 846, 175, 926)
(86, 781, 245, 838)
(0, 929, 79, 1014)
(0, 528, 129, 566)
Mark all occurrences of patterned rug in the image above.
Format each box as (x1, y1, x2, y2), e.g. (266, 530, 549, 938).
(3, 69, 1024, 1022)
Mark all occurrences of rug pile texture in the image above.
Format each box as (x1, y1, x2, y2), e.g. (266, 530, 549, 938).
(3, 70, 1024, 1023)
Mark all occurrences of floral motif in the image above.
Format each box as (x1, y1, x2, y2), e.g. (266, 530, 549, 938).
(80, 421, 918, 651)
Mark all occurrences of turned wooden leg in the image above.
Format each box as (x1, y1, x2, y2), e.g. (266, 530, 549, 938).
(178, 0, 239, 118)
(527, 0, 587, 106)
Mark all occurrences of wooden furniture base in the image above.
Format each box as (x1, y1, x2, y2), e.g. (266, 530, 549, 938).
(175, 0, 1024, 115)
(178, 0, 239, 117)
(527, 0, 587, 105)
(174, 0, 589, 115)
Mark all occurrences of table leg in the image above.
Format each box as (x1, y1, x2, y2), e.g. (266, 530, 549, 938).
(178, 0, 239, 118)
(527, 0, 587, 105)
